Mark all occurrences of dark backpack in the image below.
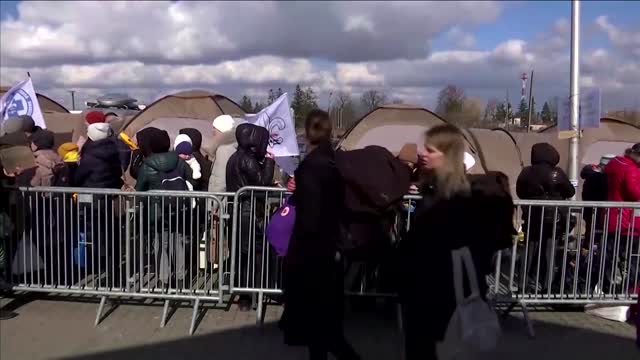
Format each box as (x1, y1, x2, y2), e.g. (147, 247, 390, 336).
(335, 146, 411, 261)
(157, 169, 189, 215)
(52, 162, 71, 187)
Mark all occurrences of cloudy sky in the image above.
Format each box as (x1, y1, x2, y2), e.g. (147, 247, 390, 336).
(1, 1, 639, 112)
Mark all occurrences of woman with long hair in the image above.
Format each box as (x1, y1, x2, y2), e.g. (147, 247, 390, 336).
(280, 110, 360, 360)
(398, 124, 514, 359)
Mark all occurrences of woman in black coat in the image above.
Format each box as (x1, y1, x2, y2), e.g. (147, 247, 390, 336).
(398, 125, 514, 360)
(280, 110, 360, 360)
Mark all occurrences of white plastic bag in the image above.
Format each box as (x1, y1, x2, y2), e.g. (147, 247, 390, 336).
(438, 247, 501, 360)
(11, 235, 44, 275)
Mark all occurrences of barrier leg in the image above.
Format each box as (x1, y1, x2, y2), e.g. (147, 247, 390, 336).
(94, 296, 107, 326)
(520, 301, 536, 338)
(189, 298, 200, 336)
(160, 300, 170, 328)
(256, 291, 264, 326)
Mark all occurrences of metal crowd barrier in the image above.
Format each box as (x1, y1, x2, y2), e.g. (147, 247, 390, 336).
(491, 199, 640, 337)
(1, 186, 638, 336)
(1, 186, 233, 334)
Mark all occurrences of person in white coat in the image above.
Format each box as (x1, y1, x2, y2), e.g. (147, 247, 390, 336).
(207, 115, 238, 193)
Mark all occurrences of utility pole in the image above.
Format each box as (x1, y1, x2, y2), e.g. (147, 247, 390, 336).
(505, 89, 510, 130)
(527, 70, 534, 132)
(569, 0, 581, 196)
(69, 90, 76, 110)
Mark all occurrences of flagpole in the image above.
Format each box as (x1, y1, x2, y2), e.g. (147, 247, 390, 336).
(569, 0, 580, 198)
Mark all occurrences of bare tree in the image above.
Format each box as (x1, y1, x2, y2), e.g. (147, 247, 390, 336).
(360, 90, 387, 113)
(483, 98, 499, 124)
(436, 85, 465, 116)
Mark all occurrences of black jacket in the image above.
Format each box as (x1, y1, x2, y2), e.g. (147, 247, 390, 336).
(581, 165, 608, 202)
(134, 152, 192, 192)
(398, 173, 514, 343)
(74, 139, 123, 189)
(180, 128, 212, 192)
(516, 143, 575, 201)
(225, 123, 275, 192)
(281, 141, 345, 347)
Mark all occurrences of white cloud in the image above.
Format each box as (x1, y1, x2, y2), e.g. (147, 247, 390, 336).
(0, 3, 638, 112)
(447, 27, 476, 49)
(0, 1, 503, 67)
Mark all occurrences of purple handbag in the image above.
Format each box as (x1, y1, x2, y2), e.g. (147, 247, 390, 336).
(266, 198, 296, 257)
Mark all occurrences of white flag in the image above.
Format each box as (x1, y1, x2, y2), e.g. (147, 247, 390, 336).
(0, 77, 47, 129)
(245, 93, 299, 157)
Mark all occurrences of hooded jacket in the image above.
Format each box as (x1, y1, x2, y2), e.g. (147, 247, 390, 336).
(180, 128, 212, 191)
(135, 152, 192, 192)
(31, 149, 63, 187)
(129, 127, 171, 180)
(208, 129, 237, 193)
(225, 123, 275, 192)
(516, 143, 575, 201)
(605, 155, 640, 235)
(74, 138, 124, 189)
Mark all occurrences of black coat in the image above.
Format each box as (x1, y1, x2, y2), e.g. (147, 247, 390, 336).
(581, 165, 608, 202)
(280, 142, 346, 347)
(398, 173, 514, 344)
(516, 143, 575, 242)
(516, 143, 575, 201)
(74, 139, 123, 189)
(225, 123, 274, 192)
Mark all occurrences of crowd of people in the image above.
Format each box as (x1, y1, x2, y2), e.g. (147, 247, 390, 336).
(0, 108, 639, 358)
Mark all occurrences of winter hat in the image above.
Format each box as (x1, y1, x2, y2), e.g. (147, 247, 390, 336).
(599, 154, 616, 167)
(31, 129, 55, 150)
(174, 134, 193, 155)
(85, 111, 106, 125)
(57, 142, 80, 162)
(212, 114, 234, 133)
(398, 143, 418, 164)
(631, 143, 640, 154)
(179, 128, 203, 152)
(87, 122, 112, 142)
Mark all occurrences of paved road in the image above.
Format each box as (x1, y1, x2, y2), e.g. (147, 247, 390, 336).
(1, 295, 638, 360)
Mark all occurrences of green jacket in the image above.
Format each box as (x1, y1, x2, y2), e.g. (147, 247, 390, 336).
(135, 152, 193, 192)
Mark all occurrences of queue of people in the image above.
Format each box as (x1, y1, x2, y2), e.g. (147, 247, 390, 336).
(1, 108, 639, 356)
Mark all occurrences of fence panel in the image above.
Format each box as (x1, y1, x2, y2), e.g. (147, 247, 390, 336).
(1, 187, 231, 334)
(492, 199, 640, 306)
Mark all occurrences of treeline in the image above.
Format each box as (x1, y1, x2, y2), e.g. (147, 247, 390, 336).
(237, 86, 401, 130)
(238, 84, 639, 132)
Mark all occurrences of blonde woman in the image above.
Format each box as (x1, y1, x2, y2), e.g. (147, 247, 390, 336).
(397, 124, 514, 360)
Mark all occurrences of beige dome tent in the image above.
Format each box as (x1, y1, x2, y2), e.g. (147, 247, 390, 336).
(121, 90, 245, 137)
(336, 104, 523, 178)
(539, 117, 640, 166)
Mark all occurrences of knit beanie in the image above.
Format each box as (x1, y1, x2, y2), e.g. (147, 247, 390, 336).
(85, 111, 106, 125)
(179, 128, 203, 152)
(174, 134, 193, 155)
(31, 129, 55, 150)
(87, 122, 112, 142)
(58, 142, 80, 162)
(212, 114, 234, 133)
(398, 143, 418, 164)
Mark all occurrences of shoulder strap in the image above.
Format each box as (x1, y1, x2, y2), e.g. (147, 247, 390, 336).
(452, 247, 481, 305)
